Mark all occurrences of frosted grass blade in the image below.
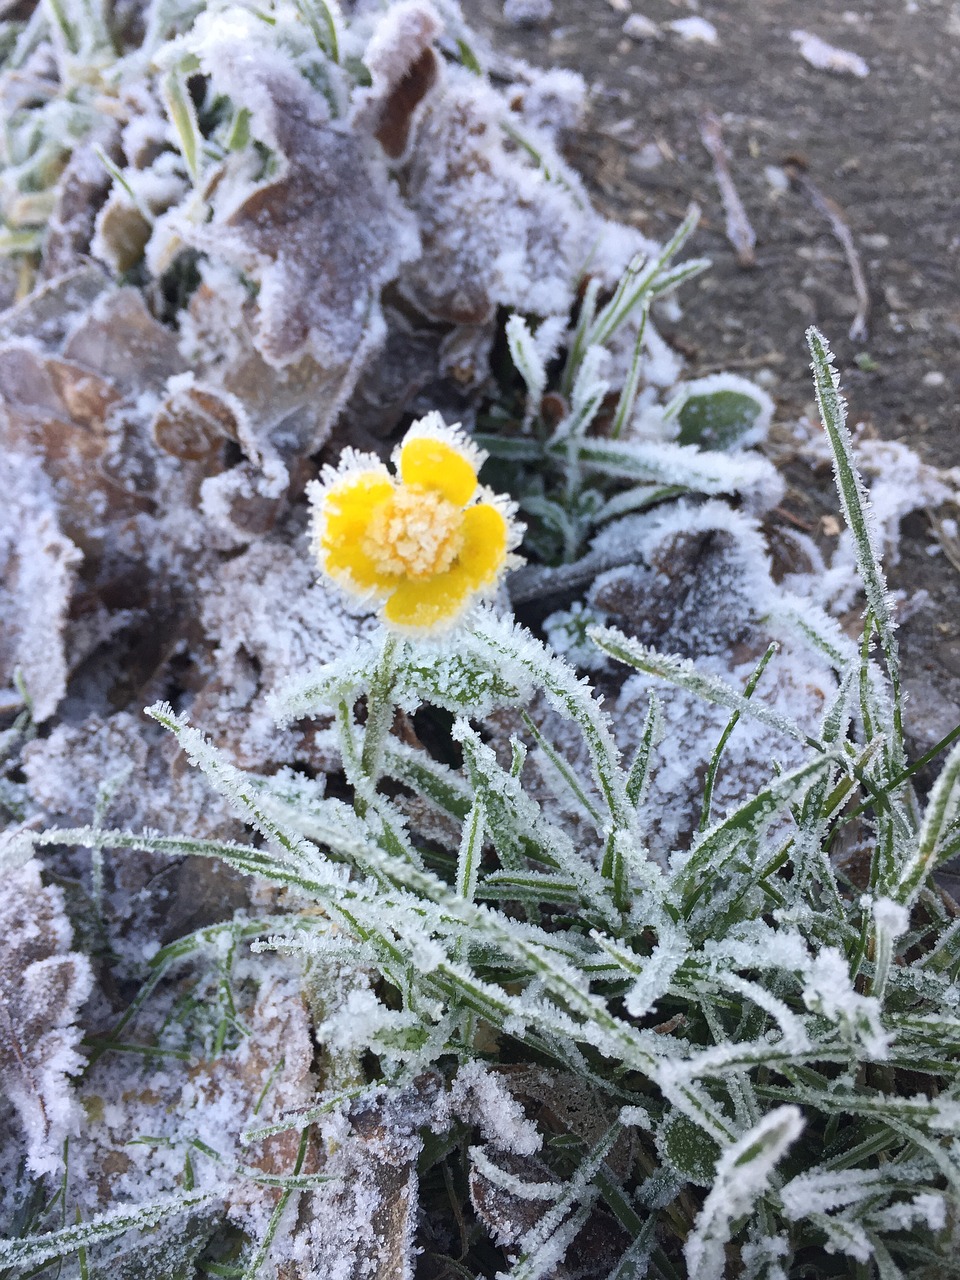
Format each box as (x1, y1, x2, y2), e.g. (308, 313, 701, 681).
(806, 327, 903, 766)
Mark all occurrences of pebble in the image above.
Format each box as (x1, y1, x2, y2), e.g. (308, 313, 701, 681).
(623, 13, 661, 41)
(666, 17, 719, 45)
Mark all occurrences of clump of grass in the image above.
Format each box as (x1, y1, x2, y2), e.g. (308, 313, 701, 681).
(11, 331, 960, 1278)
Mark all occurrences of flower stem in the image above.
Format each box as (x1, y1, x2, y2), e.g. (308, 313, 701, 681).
(360, 630, 401, 787)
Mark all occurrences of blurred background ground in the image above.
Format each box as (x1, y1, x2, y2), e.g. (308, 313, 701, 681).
(476, 0, 960, 771)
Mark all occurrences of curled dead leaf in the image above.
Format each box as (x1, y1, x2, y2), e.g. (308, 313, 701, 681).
(152, 381, 240, 460)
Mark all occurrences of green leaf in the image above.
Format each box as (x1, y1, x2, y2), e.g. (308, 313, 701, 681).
(895, 737, 960, 906)
(806, 327, 903, 768)
(659, 1111, 720, 1186)
(162, 70, 202, 183)
(675, 380, 772, 451)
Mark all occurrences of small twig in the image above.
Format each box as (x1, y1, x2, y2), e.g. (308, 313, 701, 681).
(508, 544, 640, 605)
(771, 505, 817, 533)
(695, 351, 785, 375)
(786, 164, 870, 342)
(698, 110, 757, 268)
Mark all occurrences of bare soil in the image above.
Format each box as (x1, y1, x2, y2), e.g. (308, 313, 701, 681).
(477, 0, 960, 766)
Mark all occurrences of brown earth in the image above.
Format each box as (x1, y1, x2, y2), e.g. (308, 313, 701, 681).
(477, 0, 960, 772)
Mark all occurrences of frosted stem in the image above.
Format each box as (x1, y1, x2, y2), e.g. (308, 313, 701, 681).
(360, 630, 401, 787)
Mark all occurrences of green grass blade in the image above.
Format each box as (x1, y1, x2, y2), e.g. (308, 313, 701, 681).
(806, 327, 903, 769)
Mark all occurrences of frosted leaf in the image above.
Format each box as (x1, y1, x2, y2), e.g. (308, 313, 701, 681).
(91, 149, 189, 275)
(564, 342, 611, 438)
(802, 948, 890, 1058)
(506, 313, 548, 418)
(316, 983, 432, 1061)
(684, 1107, 804, 1280)
(869, 1192, 946, 1233)
(396, 631, 536, 717)
(623, 933, 685, 1018)
(187, 62, 419, 369)
(351, 0, 441, 158)
(435, 1060, 541, 1156)
(0, 266, 109, 350)
(595, 503, 837, 855)
(741, 1229, 790, 1280)
(173, 540, 372, 772)
(574, 436, 785, 513)
(0, 859, 92, 1178)
(399, 64, 593, 324)
(852, 437, 959, 567)
(672, 372, 775, 452)
(62, 956, 319, 1268)
(288, 1083, 434, 1280)
(62, 286, 185, 393)
(781, 1167, 923, 1221)
(640, 319, 684, 389)
(0, 448, 80, 722)
(40, 130, 119, 279)
(178, 261, 364, 460)
(872, 896, 909, 940)
(22, 713, 247, 963)
(507, 66, 586, 136)
(22, 711, 234, 838)
(532, 313, 568, 367)
(589, 501, 775, 658)
(151, 373, 254, 463)
(543, 601, 611, 673)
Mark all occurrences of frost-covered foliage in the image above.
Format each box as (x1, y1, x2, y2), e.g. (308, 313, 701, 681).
(12, 339, 960, 1277)
(4, 0, 960, 1277)
(0, 859, 91, 1179)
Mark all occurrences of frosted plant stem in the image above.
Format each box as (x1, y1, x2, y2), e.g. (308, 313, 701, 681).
(241, 1126, 309, 1280)
(456, 796, 485, 905)
(895, 736, 960, 906)
(360, 630, 401, 787)
(609, 303, 648, 440)
(699, 643, 776, 832)
(295, 0, 341, 61)
(561, 277, 601, 396)
(520, 710, 602, 827)
(807, 327, 903, 769)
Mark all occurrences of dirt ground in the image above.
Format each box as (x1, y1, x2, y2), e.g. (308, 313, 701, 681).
(476, 0, 960, 763)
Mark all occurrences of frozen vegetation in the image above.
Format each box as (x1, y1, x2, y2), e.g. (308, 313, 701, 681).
(1, 1, 960, 1277)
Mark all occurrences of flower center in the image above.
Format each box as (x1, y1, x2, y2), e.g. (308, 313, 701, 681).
(363, 488, 465, 579)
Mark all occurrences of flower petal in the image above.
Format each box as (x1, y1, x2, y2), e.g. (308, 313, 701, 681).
(383, 566, 474, 632)
(316, 471, 397, 593)
(399, 436, 477, 505)
(458, 502, 509, 588)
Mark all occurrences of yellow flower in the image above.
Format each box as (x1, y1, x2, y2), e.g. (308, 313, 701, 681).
(309, 414, 523, 634)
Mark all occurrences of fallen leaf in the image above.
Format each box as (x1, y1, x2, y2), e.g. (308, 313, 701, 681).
(0, 859, 93, 1177)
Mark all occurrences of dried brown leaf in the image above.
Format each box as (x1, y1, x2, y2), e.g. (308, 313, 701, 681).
(198, 67, 418, 371)
(0, 860, 92, 1178)
(0, 448, 80, 720)
(352, 1, 442, 159)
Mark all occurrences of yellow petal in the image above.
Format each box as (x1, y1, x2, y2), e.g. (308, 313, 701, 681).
(319, 472, 397, 593)
(400, 436, 477, 505)
(383, 566, 474, 631)
(458, 502, 508, 589)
